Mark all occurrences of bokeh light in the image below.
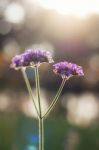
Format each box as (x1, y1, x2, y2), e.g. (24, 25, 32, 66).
(25, 145, 37, 150)
(4, 3, 25, 24)
(21, 88, 49, 118)
(29, 42, 54, 56)
(62, 93, 99, 126)
(0, 92, 11, 111)
(3, 39, 20, 59)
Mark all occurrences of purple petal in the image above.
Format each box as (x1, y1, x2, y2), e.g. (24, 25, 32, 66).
(53, 61, 84, 79)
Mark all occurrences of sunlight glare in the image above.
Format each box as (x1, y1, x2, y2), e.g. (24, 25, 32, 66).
(37, 0, 99, 17)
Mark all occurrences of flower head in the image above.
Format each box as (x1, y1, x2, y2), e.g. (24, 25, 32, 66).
(11, 48, 54, 69)
(53, 61, 84, 79)
(11, 55, 23, 69)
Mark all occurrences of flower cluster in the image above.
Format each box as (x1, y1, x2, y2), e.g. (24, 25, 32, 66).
(11, 48, 53, 69)
(11, 48, 84, 79)
(53, 61, 84, 79)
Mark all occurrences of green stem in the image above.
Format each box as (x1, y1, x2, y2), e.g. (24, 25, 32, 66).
(39, 118, 44, 150)
(34, 66, 44, 150)
(34, 66, 42, 117)
(42, 78, 66, 119)
(21, 68, 39, 117)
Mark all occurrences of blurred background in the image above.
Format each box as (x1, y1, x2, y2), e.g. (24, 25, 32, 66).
(0, 0, 99, 150)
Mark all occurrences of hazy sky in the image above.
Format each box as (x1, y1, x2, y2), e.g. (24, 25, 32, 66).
(37, 0, 99, 17)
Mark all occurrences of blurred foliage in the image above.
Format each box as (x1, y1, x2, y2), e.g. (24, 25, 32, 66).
(1, 112, 99, 150)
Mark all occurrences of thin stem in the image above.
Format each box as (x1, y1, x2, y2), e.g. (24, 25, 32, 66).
(34, 66, 44, 150)
(42, 78, 66, 119)
(34, 66, 42, 118)
(21, 68, 39, 117)
(39, 118, 44, 150)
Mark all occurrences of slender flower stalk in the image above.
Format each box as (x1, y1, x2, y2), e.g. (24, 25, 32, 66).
(34, 66, 44, 150)
(21, 67, 39, 117)
(42, 78, 66, 119)
(35, 66, 42, 117)
(39, 118, 44, 150)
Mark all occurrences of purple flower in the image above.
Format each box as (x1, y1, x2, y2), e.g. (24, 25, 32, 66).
(25, 49, 53, 65)
(10, 55, 23, 69)
(53, 61, 84, 79)
(11, 48, 54, 69)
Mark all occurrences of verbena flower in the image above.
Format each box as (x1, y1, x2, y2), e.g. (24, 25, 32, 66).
(11, 48, 54, 69)
(53, 61, 84, 79)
